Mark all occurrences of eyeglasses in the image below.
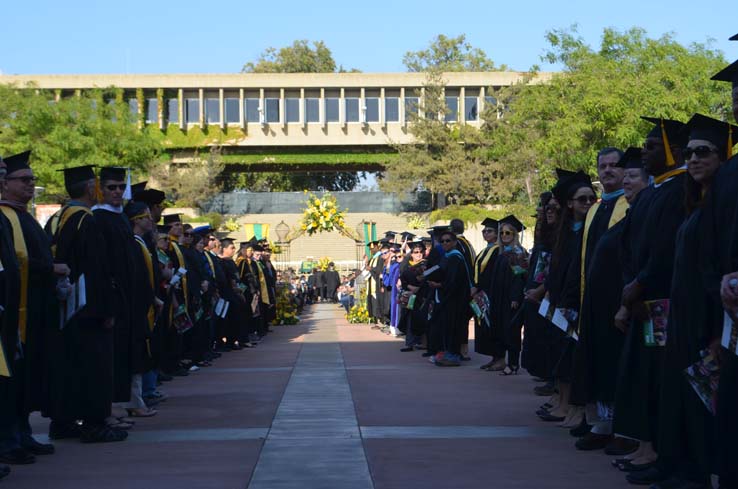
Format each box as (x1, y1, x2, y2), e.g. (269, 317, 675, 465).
(682, 146, 718, 159)
(439, 239, 453, 243)
(105, 183, 126, 191)
(572, 195, 597, 204)
(501, 230, 514, 236)
(5, 176, 37, 184)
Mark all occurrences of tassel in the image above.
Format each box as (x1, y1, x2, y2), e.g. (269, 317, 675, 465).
(661, 119, 676, 168)
(122, 167, 132, 200)
(94, 176, 103, 203)
(728, 125, 734, 160)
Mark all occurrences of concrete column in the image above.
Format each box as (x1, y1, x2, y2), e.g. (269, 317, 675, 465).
(259, 88, 265, 126)
(198, 88, 204, 129)
(340, 88, 345, 127)
(380, 87, 385, 127)
(300, 88, 305, 128)
(479, 86, 485, 114)
(239, 88, 245, 131)
(459, 86, 465, 124)
(400, 87, 405, 127)
(280, 88, 285, 128)
(320, 88, 325, 128)
(360, 87, 365, 125)
(178, 88, 184, 130)
(219, 88, 225, 130)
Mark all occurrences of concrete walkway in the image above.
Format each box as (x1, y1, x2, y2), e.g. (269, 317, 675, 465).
(9, 304, 629, 488)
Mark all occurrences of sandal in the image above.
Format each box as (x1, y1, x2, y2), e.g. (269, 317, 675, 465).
(126, 408, 157, 418)
(500, 366, 519, 376)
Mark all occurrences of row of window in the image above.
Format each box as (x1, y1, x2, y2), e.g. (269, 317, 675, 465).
(132, 96, 497, 125)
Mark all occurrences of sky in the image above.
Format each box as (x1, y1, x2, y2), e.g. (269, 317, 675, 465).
(1, 0, 736, 75)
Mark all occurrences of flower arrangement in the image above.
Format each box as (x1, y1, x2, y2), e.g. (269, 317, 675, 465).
(406, 214, 426, 230)
(275, 285, 300, 325)
(316, 257, 332, 272)
(300, 192, 347, 236)
(347, 304, 371, 324)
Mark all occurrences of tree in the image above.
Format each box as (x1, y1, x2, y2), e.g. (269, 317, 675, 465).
(242, 40, 359, 73)
(224, 171, 362, 193)
(403, 34, 503, 72)
(497, 26, 732, 192)
(149, 146, 225, 208)
(0, 85, 161, 201)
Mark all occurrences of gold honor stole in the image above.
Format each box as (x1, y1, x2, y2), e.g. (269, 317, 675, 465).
(474, 245, 499, 284)
(256, 262, 270, 304)
(367, 254, 380, 299)
(48, 206, 91, 256)
(169, 240, 189, 309)
(578, 194, 629, 310)
(0, 206, 28, 346)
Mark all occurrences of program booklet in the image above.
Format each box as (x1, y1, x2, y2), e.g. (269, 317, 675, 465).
(683, 349, 720, 415)
(721, 312, 738, 356)
(643, 299, 669, 347)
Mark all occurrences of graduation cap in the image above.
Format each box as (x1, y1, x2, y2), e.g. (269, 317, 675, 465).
(681, 113, 738, 160)
(3, 150, 31, 175)
(641, 116, 687, 168)
(123, 201, 150, 221)
(552, 171, 592, 203)
(711, 59, 738, 89)
(58, 165, 96, 190)
(134, 188, 166, 206)
(252, 243, 264, 252)
(378, 239, 391, 250)
(384, 230, 398, 239)
(193, 225, 212, 235)
(400, 231, 416, 241)
(427, 225, 451, 236)
(162, 213, 182, 225)
(499, 215, 525, 233)
(555, 168, 576, 180)
(131, 181, 147, 196)
(481, 217, 498, 229)
(99, 166, 127, 182)
(617, 147, 644, 169)
(156, 224, 171, 234)
(730, 33, 738, 41)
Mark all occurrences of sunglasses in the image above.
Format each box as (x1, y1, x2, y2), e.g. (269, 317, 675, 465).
(501, 230, 514, 236)
(6, 176, 37, 184)
(105, 183, 126, 191)
(572, 195, 597, 204)
(682, 146, 717, 159)
(482, 228, 496, 234)
(439, 239, 454, 244)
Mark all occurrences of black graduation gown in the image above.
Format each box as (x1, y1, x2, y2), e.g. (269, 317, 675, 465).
(44, 206, 115, 423)
(574, 220, 626, 403)
(570, 197, 624, 405)
(473, 246, 512, 359)
(0, 212, 21, 424)
(698, 156, 738, 484)
(657, 209, 714, 478)
(221, 258, 241, 342)
(93, 208, 136, 402)
(521, 245, 554, 378)
(0, 205, 58, 418)
(545, 226, 583, 382)
(614, 173, 686, 442)
(433, 251, 471, 355)
(129, 236, 155, 374)
(325, 270, 340, 301)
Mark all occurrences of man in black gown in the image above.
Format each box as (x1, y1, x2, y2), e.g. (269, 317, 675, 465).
(46, 165, 126, 443)
(0, 151, 60, 464)
(616, 118, 688, 486)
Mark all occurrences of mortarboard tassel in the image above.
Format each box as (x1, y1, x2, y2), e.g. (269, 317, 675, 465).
(661, 119, 676, 168)
(94, 176, 103, 203)
(729, 125, 734, 160)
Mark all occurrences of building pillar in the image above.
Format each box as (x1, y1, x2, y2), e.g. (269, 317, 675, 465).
(280, 88, 285, 128)
(340, 87, 345, 127)
(239, 88, 245, 131)
(300, 88, 305, 128)
(178, 88, 184, 130)
(198, 88, 204, 129)
(320, 88, 325, 127)
(400, 87, 405, 127)
(459, 86, 465, 124)
(380, 87, 385, 127)
(219, 88, 225, 130)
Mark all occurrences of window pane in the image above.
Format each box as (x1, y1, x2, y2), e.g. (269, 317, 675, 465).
(465, 96, 478, 121)
(405, 97, 419, 121)
(185, 98, 199, 123)
(129, 98, 139, 118)
(445, 96, 458, 122)
(345, 98, 359, 122)
(167, 98, 178, 123)
(265, 98, 280, 123)
(245, 98, 259, 122)
(325, 98, 339, 122)
(385, 98, 399, 122)
(205, 98, 220, 124)
(146, 98, 157, 123)
(305, 98, 320, 122)
(365, 98, 379, 122)
(225, 98, 239, 123)
(485, 96, 497, 109)
(285, 98, 300, 123)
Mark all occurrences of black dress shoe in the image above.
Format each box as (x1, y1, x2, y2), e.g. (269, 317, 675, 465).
(538, 412, 566, 422)
(400, 347, 414, 352)
(605, 437, 639, 456)
(569, 419, 592, 437)
(626, 466, 668, 485)
(0, 448, 35, 465)
(22, 439, 54, 455)
(575, 432, 612, 450)
(49, 420, 82, 440)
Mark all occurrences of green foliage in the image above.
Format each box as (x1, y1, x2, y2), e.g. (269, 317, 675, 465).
(403, 34, 503, 72)
(242, 40, 359, 73)
(217, 151, 397, 166)
(222, 171, 364, 192)
(149, 146, 225, 208)
(147, 124, 245, 148)
(493, 26, 731, 191)
(186, 212, 224, 231)
(430, 204, 536, 229)
(0, 85, 161, 201)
